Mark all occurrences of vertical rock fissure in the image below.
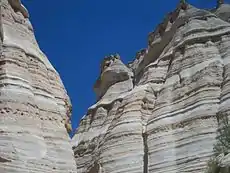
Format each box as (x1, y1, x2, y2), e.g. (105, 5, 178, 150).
(0, 2, 3, 42)
(131, 69, 135, 87)
(216, 43, 227, 142)
(167, 54, 175, 74)
(142, 132, 148, 173)
(88, 161, 100, 173)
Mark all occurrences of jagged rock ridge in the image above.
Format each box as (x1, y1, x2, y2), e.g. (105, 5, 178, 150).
(0, 0, 76, 172)
(72, 2, 230, 173)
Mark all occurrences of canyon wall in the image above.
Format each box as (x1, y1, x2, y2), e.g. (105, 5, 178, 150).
(1, 1, 230, 173)
(0, 0, 77, 172)
(72, 3, 230, 173)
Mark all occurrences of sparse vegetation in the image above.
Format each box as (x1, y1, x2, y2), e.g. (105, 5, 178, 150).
(179, 0, 188, 10)
(213, 116, 230, 156)
(206, 158, 220, 173)
(205, 115, 230, 173)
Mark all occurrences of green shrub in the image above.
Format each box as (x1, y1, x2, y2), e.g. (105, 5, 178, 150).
(205, 158, 220, 173)
(214, 116, 230, 156)
(205, 115, 230, 173)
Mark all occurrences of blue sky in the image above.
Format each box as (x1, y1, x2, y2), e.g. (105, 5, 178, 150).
(21, 0, 229, 131)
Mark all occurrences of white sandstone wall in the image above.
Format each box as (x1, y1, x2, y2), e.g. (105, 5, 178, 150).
(0, 1, 77, 172)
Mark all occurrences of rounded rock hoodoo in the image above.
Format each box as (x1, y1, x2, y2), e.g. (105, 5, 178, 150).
(94, 53, 133, 100)
(0, 1, 77, 172)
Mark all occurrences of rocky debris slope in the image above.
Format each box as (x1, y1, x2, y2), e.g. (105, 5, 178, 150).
(72, 2, 230, 173)
(0, 0, 76, 172)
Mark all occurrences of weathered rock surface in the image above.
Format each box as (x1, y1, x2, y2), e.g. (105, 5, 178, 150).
(72, 2, 230, 173)
(215, 4, 230, 22)
(0, 0, 76, 172)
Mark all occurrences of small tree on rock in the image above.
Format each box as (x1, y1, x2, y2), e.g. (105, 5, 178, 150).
(180, 0, 188, 10)
(206, 115, 230, 173)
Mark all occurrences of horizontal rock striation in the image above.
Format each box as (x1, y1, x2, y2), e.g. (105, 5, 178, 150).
(0, 0, 76, 173)
(72, 2, 230, 173)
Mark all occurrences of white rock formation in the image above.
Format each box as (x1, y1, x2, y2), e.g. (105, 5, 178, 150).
(0, 0, 77, 172)
(72, 2, 230, 173)
(7, 0, 29, 18)
(215, 4, 230, 22)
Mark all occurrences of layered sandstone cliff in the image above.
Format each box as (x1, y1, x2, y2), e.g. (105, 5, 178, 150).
(72, 2, 230, 173)
(0, 0, 76, 172)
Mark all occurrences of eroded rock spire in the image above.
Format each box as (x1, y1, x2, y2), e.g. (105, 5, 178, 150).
(72, 2, 230, 173)
(0, 1, 77, 172)
(94, 53, 133, 101)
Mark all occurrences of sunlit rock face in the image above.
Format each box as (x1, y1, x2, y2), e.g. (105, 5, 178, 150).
(0, 0, 77, 172)
(72, 2, 230, 173)
(215, 4, 230, 22)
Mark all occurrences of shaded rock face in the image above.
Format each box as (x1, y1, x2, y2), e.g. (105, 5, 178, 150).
(72, 3, 230, 173)
(0, 1, 77, 172)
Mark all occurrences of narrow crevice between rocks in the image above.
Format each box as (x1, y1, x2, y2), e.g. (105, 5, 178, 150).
(167, 54, 175, 74)
(0, 157, 11, 163)
(89, 110, 96, 125)
(178, 73, 182, 84)
(0, 4, 3, 42)
(216, 39, 226, 124)
(88, 161, 100, 173)
(131, 69, 135, 87)
(142, 132, 148, 173)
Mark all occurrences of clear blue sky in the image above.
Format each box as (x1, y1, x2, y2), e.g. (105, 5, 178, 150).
(21, 0, 229, 131)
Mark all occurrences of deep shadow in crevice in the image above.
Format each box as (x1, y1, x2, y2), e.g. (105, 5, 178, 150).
(0, 157, 11, 163)
(88, 161, 100, 173)
(142, 133, 148, 173)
